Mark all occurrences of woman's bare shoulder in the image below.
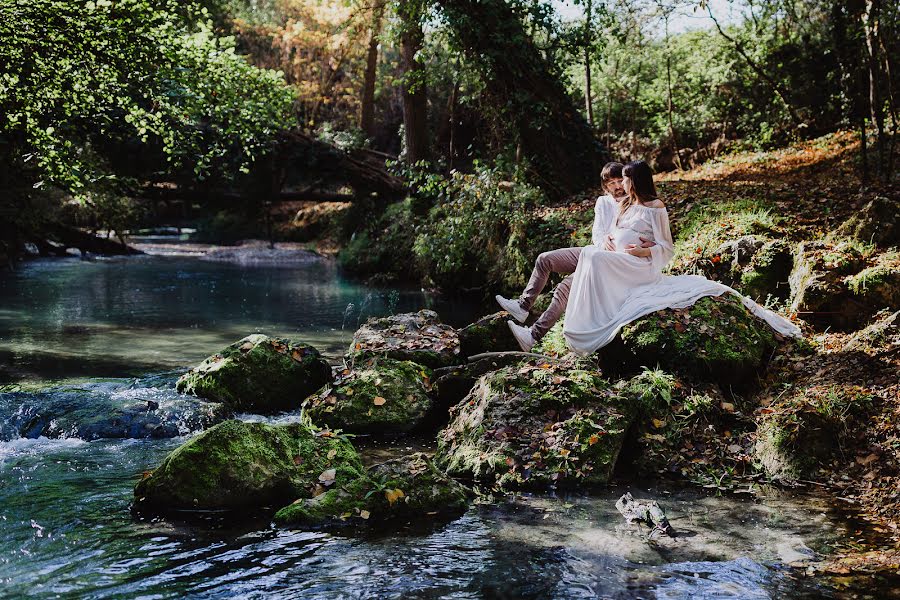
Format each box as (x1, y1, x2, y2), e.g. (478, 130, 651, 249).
(641, 199, 666, 208)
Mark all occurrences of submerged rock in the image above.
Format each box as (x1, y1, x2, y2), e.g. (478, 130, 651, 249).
(610, 294, 778, 385)
(305, 358, 433, 434)
(133, 419, 363, 513)
(274, 452, 469, 526)
(435, 360, 635, 490)
(0, 380, 229, 441)
(458, 311, 518, 357)
(349, 310, 461, 369)
(177, 334, 331, 414)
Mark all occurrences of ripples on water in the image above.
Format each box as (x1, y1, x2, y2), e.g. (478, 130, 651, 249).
(0, 254, 877, 598)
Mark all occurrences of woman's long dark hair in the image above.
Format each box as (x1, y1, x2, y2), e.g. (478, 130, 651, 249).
(620, 160, 658, 214)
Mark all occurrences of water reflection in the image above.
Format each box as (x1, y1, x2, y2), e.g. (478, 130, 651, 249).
(0, 256, 478, 382)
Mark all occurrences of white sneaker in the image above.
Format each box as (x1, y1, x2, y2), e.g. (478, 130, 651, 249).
(507, 321, 536, 352)
(495, 295, 529, 323)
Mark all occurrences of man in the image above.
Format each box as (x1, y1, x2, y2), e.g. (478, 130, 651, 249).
(495, 162, 656, 351)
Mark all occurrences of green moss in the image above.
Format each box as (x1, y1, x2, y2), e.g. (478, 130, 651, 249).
(133, 419, 364, 512)
(532, 320, 568, 357)
(305, 358, 433, 434)
(176, 334, 332, 414)
(435, 362, 635, 490)
(668, 198, 780, 276)
(620, 368, 676, 412)
(619, 294, 777, 383)
(274, 452, 469, 526)
(458, 312, 519, 356)
(739, 239, 793, 302)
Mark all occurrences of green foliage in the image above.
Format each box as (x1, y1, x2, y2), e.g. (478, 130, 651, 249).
(413, 163, 547, 291)
(0, 0, 294, 238)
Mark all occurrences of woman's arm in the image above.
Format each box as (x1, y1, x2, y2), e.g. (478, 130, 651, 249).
(648, 208, 675, 270)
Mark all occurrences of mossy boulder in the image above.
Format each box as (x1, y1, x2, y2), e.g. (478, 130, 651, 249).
(349, 310, 461, 369)
(458, 311, 518, 357)
(274, 452, 469, 526)
(432, 354, 527, 409)
(843, 310, 899, 354)
(610, 294, 778, 385)
(304, 358, 433, 434)
(176, 334, 332, 414)
(435, 360, 635, 490)
(789, 242, 898, 330)
(833, 196, 900, 247)
(754, 386, 874, 481)
(739, 239, 794, 302)
(133, 420, 363, 513)
(845, 252, 900, 312)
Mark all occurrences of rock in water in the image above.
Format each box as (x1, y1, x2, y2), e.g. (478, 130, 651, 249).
(176, 334, 331, 414)
(349, 310, 461, 369)
(435, 360, 635, 490)
(274, 452, 469, 526)
(0, 380, 230, 441)
(133, 420, 363, 513)
(610, 294, 778, 385)
(615, 492, 675, 538)
(304, 358, 433, 434)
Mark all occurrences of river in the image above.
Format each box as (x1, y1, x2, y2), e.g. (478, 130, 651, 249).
(0, 251, 889, 598)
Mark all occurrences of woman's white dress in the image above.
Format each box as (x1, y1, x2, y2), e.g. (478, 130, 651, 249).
(562, 195, 801, 355)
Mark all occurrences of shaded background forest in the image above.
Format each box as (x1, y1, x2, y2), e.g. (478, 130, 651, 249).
(1, 0, 898, 288)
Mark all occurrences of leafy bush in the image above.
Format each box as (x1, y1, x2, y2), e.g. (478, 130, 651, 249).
(413, 164, 548, 292)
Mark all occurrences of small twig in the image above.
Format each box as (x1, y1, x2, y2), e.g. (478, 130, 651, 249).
(467, 351, 560, 362)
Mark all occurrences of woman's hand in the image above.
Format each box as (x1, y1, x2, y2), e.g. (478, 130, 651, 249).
(624, 244, 652, 258)
(603, 234, 616, 251)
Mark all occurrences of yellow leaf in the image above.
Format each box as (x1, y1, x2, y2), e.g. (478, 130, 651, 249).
(652, 418, 666, 429)
(588, 434, 599, 446)
(327, 449, 336, 459)
(384, 488, 405, 506)
(373, 396, 387, 406)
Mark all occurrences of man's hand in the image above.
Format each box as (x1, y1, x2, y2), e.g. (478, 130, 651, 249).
(639, 236, 656, 249)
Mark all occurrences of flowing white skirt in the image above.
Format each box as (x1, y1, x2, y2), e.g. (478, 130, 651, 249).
(562, 245, 801, 356)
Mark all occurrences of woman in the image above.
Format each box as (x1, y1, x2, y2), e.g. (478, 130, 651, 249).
(563, 160, 800, 354)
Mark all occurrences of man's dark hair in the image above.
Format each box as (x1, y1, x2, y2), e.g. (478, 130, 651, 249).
(600, 162, 624, 184)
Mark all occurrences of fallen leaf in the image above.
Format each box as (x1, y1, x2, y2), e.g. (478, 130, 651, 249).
(721, 402, 735, 412)
(384, 488, 405, 506)
(588, 434, 600, 445)
(652, 418, 666, 429)
(359, 510, 371, 520)
(327, 449, 337, 460)
(373, 396, 387, 406)
(319, 468, 336, 485)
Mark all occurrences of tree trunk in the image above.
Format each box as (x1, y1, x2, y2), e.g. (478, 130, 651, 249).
(399, 0, 429, 163)
(663, 14, 683, 170)
(435, 0, 607, 198)
(863, 0, 885, 178)
(359, 1, 385, 138)
(584, 0, 594, 128)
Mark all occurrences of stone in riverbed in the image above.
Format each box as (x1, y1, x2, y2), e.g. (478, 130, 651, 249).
(176, 334, 332, 414)
(349, 310, 461, 369)
(133, 419, 363, 513)
(304, 358, 433, 434)
(435, 360, 635, 490)
(273, 452, 469, 526)
(605, 294, 779, 386)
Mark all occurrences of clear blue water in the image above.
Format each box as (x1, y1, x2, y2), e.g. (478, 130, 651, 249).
(0, 254, 886, 599)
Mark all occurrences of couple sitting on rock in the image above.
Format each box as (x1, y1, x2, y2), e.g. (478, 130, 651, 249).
(496, 160, 801, 355)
